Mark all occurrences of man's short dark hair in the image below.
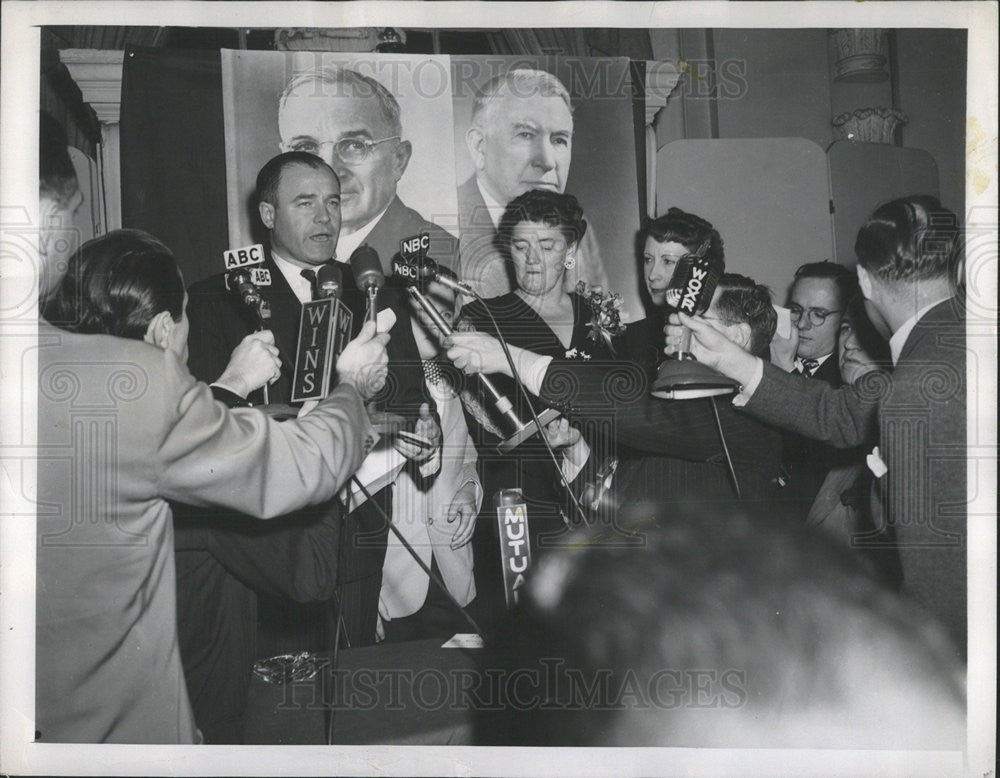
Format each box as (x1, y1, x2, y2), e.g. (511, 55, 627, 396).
(40, 111, 79, 207)
(482, 504, 965, 748)
(642, 207, 725, 269)
(42, 229, 184, 339)
(255, 152, 337, 209)
(714, 272, 777, 357)
(791, 261, 859, 309)
(854, 195, 960, 284)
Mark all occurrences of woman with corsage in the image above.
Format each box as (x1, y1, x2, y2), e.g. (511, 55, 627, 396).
(457, 190, 623, 617)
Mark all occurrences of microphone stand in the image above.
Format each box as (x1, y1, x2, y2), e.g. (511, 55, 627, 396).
(410, 281, 590, 529)
(327, 475, 483, 746)
(470, 300, 591, 529)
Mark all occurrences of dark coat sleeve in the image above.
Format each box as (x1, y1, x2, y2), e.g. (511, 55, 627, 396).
(538, 357, 742, 462)
(175, 513, 342, 602)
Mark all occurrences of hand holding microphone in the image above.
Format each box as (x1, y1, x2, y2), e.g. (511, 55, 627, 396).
(215, 330, 282, 399)
(336, 320, 390, 400)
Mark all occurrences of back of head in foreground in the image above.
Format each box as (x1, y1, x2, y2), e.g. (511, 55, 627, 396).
(41, 228, 184, 339)
(479, 503, 965, 749)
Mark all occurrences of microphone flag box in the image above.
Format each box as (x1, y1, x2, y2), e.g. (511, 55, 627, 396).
(291, 299, 353, 402)
(400, 232, 430, 263)
(495, 488, 532, 608)
(223, 243, 265, 270)
(224, 267, 271, 290)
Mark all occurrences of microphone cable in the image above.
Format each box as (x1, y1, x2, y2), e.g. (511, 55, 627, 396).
(709, 396, 742, 498)
(466, 295, 591, 529)
(326, 475, 485, 745)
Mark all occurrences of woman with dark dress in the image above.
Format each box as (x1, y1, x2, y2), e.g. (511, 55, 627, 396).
(458, 190, 619, 620)
(623, 207, 726, 372)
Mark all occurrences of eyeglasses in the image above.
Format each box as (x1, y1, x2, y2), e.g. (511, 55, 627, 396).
(789, 304, 841, 326)
(287, 136, 400, 166)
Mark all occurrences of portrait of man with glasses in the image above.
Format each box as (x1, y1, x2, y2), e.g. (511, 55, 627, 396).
(275, 64, 459, 274)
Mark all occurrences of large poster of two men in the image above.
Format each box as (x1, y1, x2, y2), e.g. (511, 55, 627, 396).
(221, 51, 644, 319)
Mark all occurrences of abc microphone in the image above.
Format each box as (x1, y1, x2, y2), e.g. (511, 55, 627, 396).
(223, 243, 276, 405)
(349, 244, 384, 327)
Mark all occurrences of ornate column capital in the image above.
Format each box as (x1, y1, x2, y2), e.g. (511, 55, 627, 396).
(59, 49, 124, 124)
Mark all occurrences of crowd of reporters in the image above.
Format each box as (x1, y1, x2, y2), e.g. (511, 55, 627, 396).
(34, 108, 968, 748)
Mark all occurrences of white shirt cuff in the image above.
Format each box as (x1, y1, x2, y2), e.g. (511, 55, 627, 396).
(732, 358, 764, 407)
(511, 349, 554, 396)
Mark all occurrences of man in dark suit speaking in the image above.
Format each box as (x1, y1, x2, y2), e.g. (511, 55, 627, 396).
(278, 64, 458, 274)
(669, 196, 968, 653)
(175, 152, 428, 743)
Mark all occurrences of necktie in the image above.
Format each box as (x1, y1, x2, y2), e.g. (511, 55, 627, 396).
(801, 358, 820, 376)
(422, 360, 442, 386)
(300, 268, 317, 301)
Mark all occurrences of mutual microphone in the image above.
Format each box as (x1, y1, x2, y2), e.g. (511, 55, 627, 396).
(349, 244, 384, 326)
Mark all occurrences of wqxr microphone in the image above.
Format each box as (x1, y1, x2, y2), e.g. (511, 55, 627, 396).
(393, 233, 559, 453)
(651, 239, 740, 400)
(349, 244, 384, 327)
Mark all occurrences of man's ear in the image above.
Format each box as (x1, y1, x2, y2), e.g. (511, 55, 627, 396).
(143, 310, 174, 350)
(258, 201, 275, 230)
(734, 322, 753, 352)
(465, 125, 486, 171)
(856, 265, 873, 300)
(391, 140, 413, 182)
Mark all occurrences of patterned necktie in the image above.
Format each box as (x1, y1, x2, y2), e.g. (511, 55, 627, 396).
(300, 268, 317, 301)
(422, 360, 442, 386)
(801, 358, 820, 376)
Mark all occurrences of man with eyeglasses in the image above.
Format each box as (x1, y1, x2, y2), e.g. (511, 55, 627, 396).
(278, 65, 458, 274)
(666, 196, 967, 653)
(777, 262, 861, 523)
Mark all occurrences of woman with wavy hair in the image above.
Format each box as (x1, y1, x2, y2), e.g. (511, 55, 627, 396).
(456, 190, 620, 622)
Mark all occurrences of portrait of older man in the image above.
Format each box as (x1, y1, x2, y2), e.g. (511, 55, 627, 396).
(278, 65, 458, 273)
(458, 68, 609, 298)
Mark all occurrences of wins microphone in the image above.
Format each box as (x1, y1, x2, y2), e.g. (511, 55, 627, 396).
(290, 264, 354, 403)
(349, 244, 384, 327)
(651, 239, 740, 400)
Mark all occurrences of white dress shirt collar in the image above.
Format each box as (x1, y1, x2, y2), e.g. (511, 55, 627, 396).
(475, 177, 508, 229)
(270, 250, 316, 305)
(794, 352, 833, 376)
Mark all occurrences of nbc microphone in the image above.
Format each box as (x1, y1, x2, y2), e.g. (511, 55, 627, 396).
(392, 235, 560, 452)
(349, 244, 384, 327)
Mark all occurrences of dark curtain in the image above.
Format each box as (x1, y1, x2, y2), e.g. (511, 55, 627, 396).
(121, 46, 227, 288)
